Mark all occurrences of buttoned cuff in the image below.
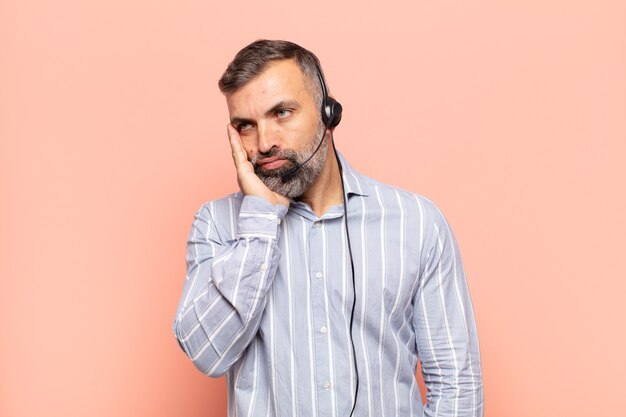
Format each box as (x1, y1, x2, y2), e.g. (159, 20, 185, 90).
(236, 196, 288, 239)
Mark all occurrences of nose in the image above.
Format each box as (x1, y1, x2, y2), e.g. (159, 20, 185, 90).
(257, 121, 279, 154)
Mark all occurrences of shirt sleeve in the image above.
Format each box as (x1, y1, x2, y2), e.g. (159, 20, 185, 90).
(173, 195, 288, 377)
(412, 204, 484, 417)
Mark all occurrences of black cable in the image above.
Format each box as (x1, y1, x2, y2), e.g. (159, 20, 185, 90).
(331, 132, 359, 417)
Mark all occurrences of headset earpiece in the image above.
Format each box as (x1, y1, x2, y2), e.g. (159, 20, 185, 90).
(323, 97, 343, 128)
(316, 64, 343, 128)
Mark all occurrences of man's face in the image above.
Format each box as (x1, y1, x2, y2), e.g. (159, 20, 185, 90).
(226, 59, 327, 199)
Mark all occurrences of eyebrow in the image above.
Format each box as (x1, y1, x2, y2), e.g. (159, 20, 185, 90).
(230, 99, 301, 126)
(230, 116, 254, 127)
(266, 99, 300, 116)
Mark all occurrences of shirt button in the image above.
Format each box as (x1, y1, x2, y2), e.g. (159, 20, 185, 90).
(267, 214, 277, 221)
(320, 326, 327, 334)
(314, 221, 321, 229)
(315, 272, 323, 279)
(323, 381, 331, 390)
(259, 264, 267, 271)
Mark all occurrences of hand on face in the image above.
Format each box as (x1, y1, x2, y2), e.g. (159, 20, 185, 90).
(227, 124, 290, 207)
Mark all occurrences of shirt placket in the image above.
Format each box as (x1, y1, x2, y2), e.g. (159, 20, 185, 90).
(309, 218, 332, 417)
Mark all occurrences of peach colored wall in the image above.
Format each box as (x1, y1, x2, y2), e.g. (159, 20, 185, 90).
(1, 1, 625, 416)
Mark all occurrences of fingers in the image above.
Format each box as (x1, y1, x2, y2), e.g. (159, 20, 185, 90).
(227, 124, 248, 168)
(227, 124, 258, 196)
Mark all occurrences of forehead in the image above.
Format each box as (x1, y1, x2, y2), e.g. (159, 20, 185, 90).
(226, 59, 313, 116)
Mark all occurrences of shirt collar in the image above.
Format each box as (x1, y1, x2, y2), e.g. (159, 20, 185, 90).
(285, 152, 370, 221)
(336, 152, 370, 198)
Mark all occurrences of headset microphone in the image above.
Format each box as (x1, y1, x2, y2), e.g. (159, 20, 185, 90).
(280, 64, 342, 183)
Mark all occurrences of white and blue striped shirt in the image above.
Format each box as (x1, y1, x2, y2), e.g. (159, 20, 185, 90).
(174, 156, 483, 417)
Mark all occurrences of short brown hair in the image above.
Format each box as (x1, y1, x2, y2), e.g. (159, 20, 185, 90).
(218, 39, 324, 108)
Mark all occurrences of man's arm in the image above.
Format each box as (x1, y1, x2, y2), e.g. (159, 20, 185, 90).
(172, 125, 289, 377)
(173, 196, 287, 377)
(413, 202, 484, 417)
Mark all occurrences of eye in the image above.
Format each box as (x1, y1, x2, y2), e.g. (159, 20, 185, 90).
(236, 122, 253, 133)
(276, 109, 292, 119)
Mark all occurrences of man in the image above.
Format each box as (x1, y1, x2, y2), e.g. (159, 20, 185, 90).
(173, 39, 483, 417)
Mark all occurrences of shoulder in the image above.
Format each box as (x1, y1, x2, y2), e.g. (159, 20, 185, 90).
(357, 172, 447, 225)
(197, 191, 243, 213)
(191, 191, 244, 227)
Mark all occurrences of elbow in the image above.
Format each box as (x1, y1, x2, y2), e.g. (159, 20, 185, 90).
(172, 318, 231, 378)
(172, 318, 193, 359)
(201, 361, 229, 378)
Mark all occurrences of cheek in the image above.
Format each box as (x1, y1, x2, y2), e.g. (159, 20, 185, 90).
(304, 113, 323, 138)
(287, 114, 321, 142)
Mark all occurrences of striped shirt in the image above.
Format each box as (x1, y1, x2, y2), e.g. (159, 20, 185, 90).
(173, 155, 484, 417)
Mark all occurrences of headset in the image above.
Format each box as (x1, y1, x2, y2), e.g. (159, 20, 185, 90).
(279, 64, 342, 182)
(310, 65, 360, 417)
(317, 64, 343, 129)
(279, 63, 358, 417)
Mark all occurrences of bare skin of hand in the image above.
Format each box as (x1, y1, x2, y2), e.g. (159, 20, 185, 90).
(227, 125, 290, 207)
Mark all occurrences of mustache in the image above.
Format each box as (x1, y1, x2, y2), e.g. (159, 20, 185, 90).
(250, 147, 298, 164)
(251, 148, 300, 177)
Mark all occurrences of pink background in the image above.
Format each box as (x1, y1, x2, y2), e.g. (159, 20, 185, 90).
(1, 1, 625, 416)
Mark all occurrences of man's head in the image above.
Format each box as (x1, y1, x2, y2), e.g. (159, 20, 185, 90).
(219, 40, 332, 199)
(219, 40, 324, 112)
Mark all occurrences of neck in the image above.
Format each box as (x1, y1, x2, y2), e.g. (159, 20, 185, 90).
(296, 150, 343, 217)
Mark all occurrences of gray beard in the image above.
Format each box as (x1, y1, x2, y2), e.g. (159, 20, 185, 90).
(251, 124, 327, 199)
